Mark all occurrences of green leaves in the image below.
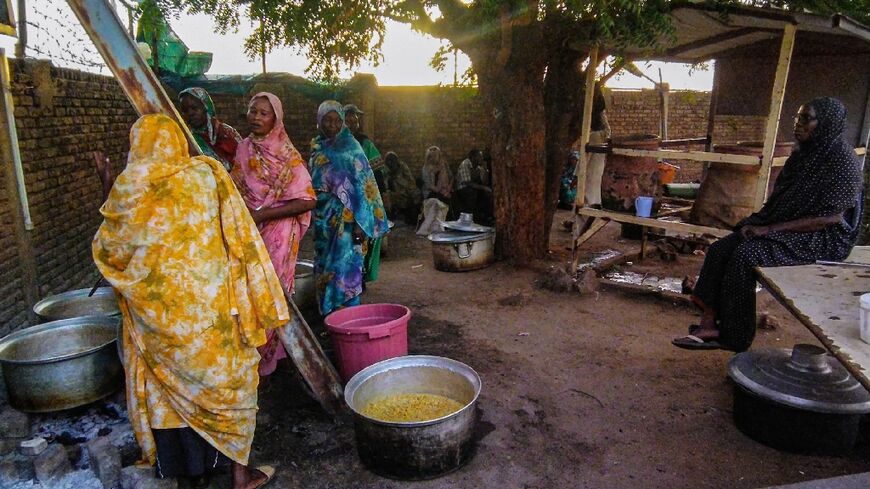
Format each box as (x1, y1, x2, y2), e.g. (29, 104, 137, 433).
(152, 0, 869, 80)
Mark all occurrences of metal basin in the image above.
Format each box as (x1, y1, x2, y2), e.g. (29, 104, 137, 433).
(33, 287, 120, 322)
(294, 259, 318, 317)
(344, 355, 481, 479)
(0, 316, 124, 412)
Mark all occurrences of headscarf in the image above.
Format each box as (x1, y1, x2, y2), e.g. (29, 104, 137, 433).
(93, 114, 289, 465)
(311, 100, 388, 239)
(742, 97, 862, 229)
(422, 145, 452, 198)
(179, 87, 241, 169)
(233, 92, 313, 214)
(179, 87, 217, 141)
(317, 99, 344, 129)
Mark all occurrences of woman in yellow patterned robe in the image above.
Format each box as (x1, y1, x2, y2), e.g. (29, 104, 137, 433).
(93, 114, 285, 489)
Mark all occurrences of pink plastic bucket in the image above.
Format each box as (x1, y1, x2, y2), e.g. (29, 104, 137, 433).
(324, 303, 411, 382)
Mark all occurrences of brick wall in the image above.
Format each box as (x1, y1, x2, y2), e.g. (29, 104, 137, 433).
(0, 60, 135, 335)
(370, 86, 488, 175)
(0, 145, 23, 330)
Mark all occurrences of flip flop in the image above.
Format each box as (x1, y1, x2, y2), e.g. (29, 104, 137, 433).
(251, 465, 276, 489)
(672, 334, 722, 350)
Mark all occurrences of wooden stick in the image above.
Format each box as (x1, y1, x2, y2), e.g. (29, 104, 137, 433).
(754, 23, 796, 209)
(573, 45, 599, 210)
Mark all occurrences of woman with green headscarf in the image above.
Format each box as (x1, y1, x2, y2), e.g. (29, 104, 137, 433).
(179, 87, 242, 170)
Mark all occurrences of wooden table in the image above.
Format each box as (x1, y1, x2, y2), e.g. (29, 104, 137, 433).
(756, 262, 870, 392)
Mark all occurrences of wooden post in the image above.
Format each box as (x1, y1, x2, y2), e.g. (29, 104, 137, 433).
(574, 45, 599, 208)
(0, 50, 39, 324)
(704, 62, 720, 153)
(660, 84, 669, 141)
(571, 46, 600, 265)
(754, 23, 796, 209)
(14, 0, 26, 58)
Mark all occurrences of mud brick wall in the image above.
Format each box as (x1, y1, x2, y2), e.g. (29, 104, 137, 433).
(367, 86, 489, 175)
(0, 152, 21, 331)
(0, 60, 134, 334)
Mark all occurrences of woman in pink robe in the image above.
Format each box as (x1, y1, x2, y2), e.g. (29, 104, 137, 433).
(232, 92, 316, 376)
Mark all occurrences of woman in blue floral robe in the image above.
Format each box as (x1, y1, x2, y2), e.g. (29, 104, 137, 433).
(309, 100, 389, 315)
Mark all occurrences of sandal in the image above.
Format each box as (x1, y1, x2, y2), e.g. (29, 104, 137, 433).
(250, 465, 276, 489)
(672, 334, 723, 350)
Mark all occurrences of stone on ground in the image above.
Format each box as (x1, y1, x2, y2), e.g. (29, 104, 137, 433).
(19, 436, 48, 456)
(120, 465, 177, 489)
(0, 406, 30, 438)
(34, 443, 72, 484)
(85, 436, 121, 489)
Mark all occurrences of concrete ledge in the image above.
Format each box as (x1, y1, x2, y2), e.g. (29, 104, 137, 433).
(764, 472, 870, 489)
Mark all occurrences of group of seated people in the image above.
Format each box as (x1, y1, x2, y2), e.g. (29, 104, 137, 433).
(417, 147, 494, 235)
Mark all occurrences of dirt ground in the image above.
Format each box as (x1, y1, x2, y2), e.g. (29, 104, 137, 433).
(239, 209, 870, 489)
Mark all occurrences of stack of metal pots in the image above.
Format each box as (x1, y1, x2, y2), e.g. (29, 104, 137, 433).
(0, 286, 124, 412)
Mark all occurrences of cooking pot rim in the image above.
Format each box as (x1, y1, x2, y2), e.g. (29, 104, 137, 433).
(0, 316, 121, 366)
(427, 231, 494, 244)
(33, 287, 119, 319)
(344, 355, 482, 428)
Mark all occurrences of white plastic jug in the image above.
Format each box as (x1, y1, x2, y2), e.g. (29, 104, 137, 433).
(860, 293, 870, 344)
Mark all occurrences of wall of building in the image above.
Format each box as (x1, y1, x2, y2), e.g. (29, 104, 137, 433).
(0, 60, 135, 335)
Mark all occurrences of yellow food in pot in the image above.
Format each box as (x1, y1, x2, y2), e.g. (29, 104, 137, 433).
(361, 393, 464, 422)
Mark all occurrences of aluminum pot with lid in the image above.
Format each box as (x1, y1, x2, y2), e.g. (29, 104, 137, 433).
(728, 344, 870, 454)
(427, 227, 495, 272)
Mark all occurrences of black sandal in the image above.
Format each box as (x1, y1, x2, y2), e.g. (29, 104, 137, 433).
(672, 334, 723, 350)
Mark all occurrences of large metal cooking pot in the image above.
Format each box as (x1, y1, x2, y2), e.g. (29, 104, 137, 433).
(428, 230, 495, 272)
(728, 344, 870, 454)
(0, 316, 124, 413)
(344, 355, 482, 479)
(33, 287, 120, 322)
(293, 259, 318, 318)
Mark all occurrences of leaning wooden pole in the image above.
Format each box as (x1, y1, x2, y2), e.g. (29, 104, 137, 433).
(754, 23, 796, 209)
(572, 45, 600, 266)
(66, 0, 345, 415)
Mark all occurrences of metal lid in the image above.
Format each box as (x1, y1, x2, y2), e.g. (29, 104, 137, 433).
(728, 344, 870, 414)
(441, 212, 494, 233)
(428, 230, 492, 244)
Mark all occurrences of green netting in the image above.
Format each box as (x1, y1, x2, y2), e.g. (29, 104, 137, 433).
(136, 4, 212, 78)
(161, 72, 350, 102)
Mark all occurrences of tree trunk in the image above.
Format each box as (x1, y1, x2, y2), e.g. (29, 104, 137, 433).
(543, 48, 589, 239)
(475, 63, 548, 264)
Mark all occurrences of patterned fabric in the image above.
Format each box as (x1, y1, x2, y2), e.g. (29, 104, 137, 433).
(355, 135, 386, 283)
(232, 92, 315, 376)
(455, 158, 474, 189)
(93, 114, 289, 466)
(692, 97, 863, 352)
(178, 87, 242, 170)
(310, 100, 389, 315)
(358, 136, 383, 171)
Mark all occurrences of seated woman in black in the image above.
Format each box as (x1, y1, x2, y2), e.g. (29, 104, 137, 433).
(673, 97, 863, 352)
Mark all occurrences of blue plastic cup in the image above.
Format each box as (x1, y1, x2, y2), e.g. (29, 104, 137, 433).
(635, 196, 654, 218)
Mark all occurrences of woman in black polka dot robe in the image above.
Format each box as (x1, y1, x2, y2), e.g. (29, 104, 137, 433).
(673, 97, 863, 352)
